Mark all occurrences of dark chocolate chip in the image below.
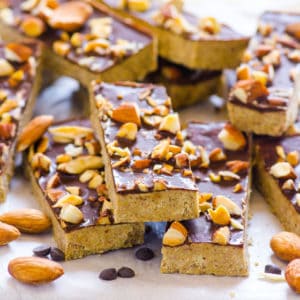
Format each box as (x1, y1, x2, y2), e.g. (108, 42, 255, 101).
(135, 247, 154, 261)
(33, 245, 51, 257)
(145, 225, 152, 234)
(99, 268, 117, 281)
(50, 247, 65, 261)
(117, 267, 135, 278)
(264, 264, 282, 275)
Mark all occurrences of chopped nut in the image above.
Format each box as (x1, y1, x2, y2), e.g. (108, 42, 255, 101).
(53, 41, 71, 57)
(269, 162, 296, 179)
(5, 43, 33, 63)
(132, 159, 151, 170)
(288, 50, 300, 63)
(20, 16, 46, 37)
(111, 102, 141, 126)
(233, 183, 243, 193)
(208, 205, 231, 225)
(218, 124, 246, 151)
(142, 115, 162, 128)
(47, 189, 66, 203)
(136, 182, 148, 192)
(65, 186, 80, 196)
(226, 160, 249, 173)
(88, 174, 103, 189)
(258, 22, 273, 36)
(159, 113, 180, 135)
(276, 145, 286, 160)
(79, 170, 98, 183)
(182, 140, 196, 155)
(89, 17, 112, 39)
(252, 70, 268, 86)
(64, 144, 83, 157)
(59, 204, 83, 224)
(198, 192, 213, 204)
(282, 179, 295, 191)
(46, 173, 60, 190)
(53, 194, 83, 208)
(37, 136, 49, 153)
(56, 154, 72, 164)
(48, 1, 93, 32)
(209, 172, 221, 183)
(254, 44, 273, 58)
(262, 50, 281, 67)
(212, 195, 242, 216)
(175, 153, 189, 168)
(285, 22, 300, 40)
(162, 221, 187, 247)
(209, 148, 227, 162)
(199, 16, 220, 35)
(218, 171, 241, 181)
(31, 153, 51, 172)
(236, 64, 251, 80)
(230, 219, 244, 230)
(151, 139, 170, 160)
(287, 151, 300, 166)
(153, 179, 168, 191)
(127, 0, 150, 12)
(212, 226, 230, 245)
(199, 202, 212, 213)
(116, 122, 138, 141)
(59, 155, 103, 174)
(0, 59, 14, 77)
(49, 126, 93, 143)
(112, 156, 130, 169)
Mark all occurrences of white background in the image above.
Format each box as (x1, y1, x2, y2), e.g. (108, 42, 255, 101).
(1, 0, 300, 299)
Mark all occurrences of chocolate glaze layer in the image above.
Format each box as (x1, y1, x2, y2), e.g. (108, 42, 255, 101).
(34, 119, 109, 233)
(103, 0, 246, 41)
(147, 58, 221, 85)
(178, 122, 251, 247)
(7, 0, 152, 73)
(229, 11, 300, 111)
(93, 82, 197, 194)
(0, 42, 39, 174)
(255, 127, 300, 213)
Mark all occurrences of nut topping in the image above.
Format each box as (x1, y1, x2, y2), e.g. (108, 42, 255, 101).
(212, 226, 230, 245)
(208, 205, 231, 225)
(212, 195, 242, 216)
(53, 194, 83, 208)
(116, 122, 138, 141)
(285, 22, 300, 40)
(59, 204, 83, 224)
(269, 162, 296, 179)
(162, 221, 187, 247)
(111, 102, 141, 126)
(0, 58, 14, 77)
(159, 113, 180, 135)
(218, 124, 246, 151)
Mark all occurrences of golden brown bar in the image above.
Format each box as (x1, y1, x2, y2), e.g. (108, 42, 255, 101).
(24, 118, 144, 260)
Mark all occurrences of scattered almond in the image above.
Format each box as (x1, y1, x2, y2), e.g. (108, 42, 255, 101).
(8, 256, 64, 285)
(285, 259, 300, 293)
(270, 231, 300, 261)
(17, 115, 54, 152)
(0, 209, 51, 234)
(0, 221, 20, 245)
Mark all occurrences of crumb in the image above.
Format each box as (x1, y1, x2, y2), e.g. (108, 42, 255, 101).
(254, 261, 259, 267)
(248, 237, 253, 246)
(229, 291, 235, 298)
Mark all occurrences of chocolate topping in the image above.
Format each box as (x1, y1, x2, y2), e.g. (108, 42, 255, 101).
(176, 122, 251, 247)
(93, 82, 197, 194)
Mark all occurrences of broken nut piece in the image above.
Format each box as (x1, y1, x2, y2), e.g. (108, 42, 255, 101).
(269, 162, 296, 179)
(212, 226, 230, 245)
(111, 102, 141, 126)
(208, 205, 231, 225)
(162, 221, 187, 247)
(218, 124, 246, 151)
(116, 122, 138, 141)
(59, 204, 83, 224)
(212, 195, 242, 216)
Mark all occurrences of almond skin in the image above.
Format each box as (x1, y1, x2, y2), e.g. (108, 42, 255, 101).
(0, 209, 52, 234)
(285, 259, 300, 293)
(0, 221, 20, 245)
(270, 231, 300, 261)
(17, 115, 54, 152)
(8, 256, 64, 285)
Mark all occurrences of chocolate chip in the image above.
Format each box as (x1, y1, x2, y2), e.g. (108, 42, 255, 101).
(145, 225, 152, 234)
(33, 245, 51, 257)
(117, 267, 135, 278)
(99, 268, 117, 281)
(264, 264, 282, 275)
(50, 247, 65, 261)
(135, 247, 154, 261)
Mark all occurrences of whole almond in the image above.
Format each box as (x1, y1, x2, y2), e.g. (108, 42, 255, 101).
(8, 256, 64, 285)
(0, 221, 20, 245)
(285, 259, 300, 293)
(17, 115, 54, 152)
(0, 209, 52, 233)
(270, 231, 300, 261)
